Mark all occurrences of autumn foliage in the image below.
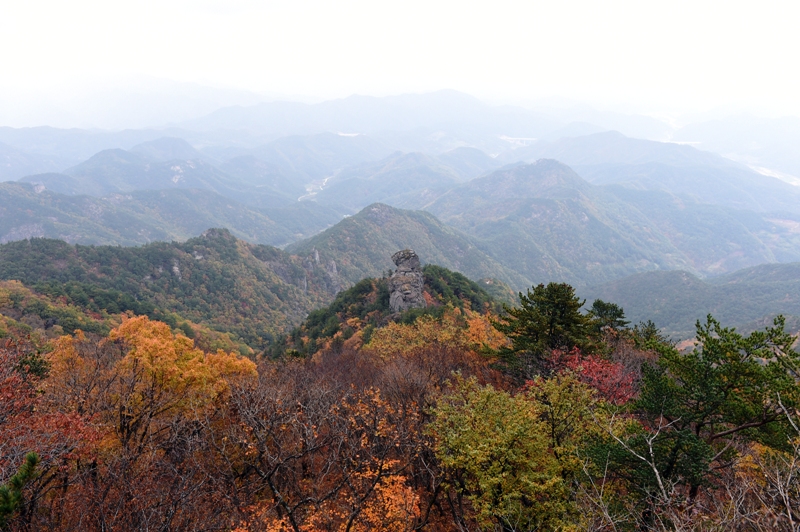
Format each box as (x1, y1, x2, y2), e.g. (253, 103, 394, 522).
(1, 284, 799, 531)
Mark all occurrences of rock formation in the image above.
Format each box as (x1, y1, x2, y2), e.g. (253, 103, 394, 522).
(389, 249, 427, 312)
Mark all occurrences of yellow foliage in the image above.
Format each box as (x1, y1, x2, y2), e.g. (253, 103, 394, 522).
(366, 307, 506, 359)
(109, 315, 256, 402)
(353, 472, 420, 532)
(46, 316, 256, 451)
(430, 377, 580, 531)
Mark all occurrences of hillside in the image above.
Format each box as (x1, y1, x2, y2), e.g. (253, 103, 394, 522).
(606, 187, 800, 273)
(501, 131, 800, 214)
(19, 148, 302, 210)
(0, 230, 340, 350)
(425, 159, 800, 286)
(582, 263, 800, 339)
(426, 160, 694, 286)
(286, 203, 531, 291)
(0, 182, 339, 247)
(277, 263, 502, 357)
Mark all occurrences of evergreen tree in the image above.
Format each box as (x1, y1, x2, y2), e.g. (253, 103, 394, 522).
(598, 315, 800, 510)
(589, 298, 629, 332)
(493, 282, 595, 378)
(0, 452, 39, 529)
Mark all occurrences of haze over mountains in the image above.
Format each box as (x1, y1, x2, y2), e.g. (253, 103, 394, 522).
(3, 90, 800, 338)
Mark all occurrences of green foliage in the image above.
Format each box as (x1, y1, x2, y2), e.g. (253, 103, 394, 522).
(630, 319, 671, 349)
(589, 299, 629, 332)
(493, 282, 596, 378)
(430, 377, 575, 531)
(0, 232, 335, 351)
(422, 264, 499, 312)
(601, 315, 800, 500)
(0, 452, 39, 529)
(0, 281, 110, 342)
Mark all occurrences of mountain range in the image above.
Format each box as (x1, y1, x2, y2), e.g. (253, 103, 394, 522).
(2, 90, 800, 342)
(582, 262, 800, 338)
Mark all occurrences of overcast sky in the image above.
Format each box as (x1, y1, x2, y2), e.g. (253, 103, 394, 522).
(2, 0, 799, 127)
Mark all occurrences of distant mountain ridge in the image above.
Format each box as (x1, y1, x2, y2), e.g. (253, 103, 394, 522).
(582, 263, 800, 339)
(501, 131, 800, 214)
(183, 90, 563, 141)
(0, 141, 72, 181)
(0, 181, 341, 247)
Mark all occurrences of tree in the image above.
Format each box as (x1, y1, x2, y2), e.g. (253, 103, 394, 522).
(38, 317, 257, 531)
(0, 453, 39, 530)
(430, 377, 575, 531)
(596, 315, 800, 525)
(493, 282, 595, 378)
(588, 299, 629, 332)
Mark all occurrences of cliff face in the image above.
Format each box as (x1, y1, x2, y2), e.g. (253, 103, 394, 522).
(388, 249, 426, 312)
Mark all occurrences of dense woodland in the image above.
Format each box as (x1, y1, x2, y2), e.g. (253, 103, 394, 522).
(1, 264, 799, 531)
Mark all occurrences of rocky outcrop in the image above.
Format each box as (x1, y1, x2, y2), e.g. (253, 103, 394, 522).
(389, 249, 426, 312)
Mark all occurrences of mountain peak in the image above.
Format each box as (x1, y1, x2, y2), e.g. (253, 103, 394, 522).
(130, 137, 202, 162)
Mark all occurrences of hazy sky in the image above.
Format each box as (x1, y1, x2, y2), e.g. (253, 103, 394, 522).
(2, 0, 799, 126)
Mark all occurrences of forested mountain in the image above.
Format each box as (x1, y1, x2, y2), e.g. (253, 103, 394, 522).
(0, 182, 340, 246)
(286, 203, 531, 290)
(2, 93, 800, 318)
(605, 187, 800, 272)
(311, 148, 506, 212)
(426, 160, 694, 286)
(424, 159, 800, 285)
(582, 262, 800, 338)
(6, 135, 800, 294)
(0, 230, 340, 350)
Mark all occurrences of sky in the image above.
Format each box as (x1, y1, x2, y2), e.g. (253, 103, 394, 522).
(2, 0, 799, 127)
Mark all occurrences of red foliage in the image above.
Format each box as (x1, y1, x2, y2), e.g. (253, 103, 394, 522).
(553, 347, 637, 405)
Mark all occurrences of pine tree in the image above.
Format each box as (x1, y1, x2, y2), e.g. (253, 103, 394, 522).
(493, 282, 595, 378)
(0, 452, 39, 529)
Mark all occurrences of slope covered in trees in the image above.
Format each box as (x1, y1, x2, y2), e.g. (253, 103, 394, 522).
(0, 181, 344, 246)
(0, 230, 339, 351)
(583, 264, 800, 338)
(287, 202, 531, 290)
(1, 271, 798, 530)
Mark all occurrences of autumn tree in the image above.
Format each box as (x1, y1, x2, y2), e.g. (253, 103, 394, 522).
(430, 377, 578, 531)
(37, 316, 256, 531)
(219, 360, 422, 532)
